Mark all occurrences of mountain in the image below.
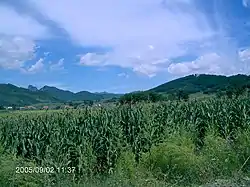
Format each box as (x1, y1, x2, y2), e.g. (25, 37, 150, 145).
(39, 86, 121, 101)
(94, 92, 123, 100)
(149, 74, 250, 94)
(40, 86, 75, 101)
(0, 84, 122, 106)
(75, 91, 103, 101)
(2, 74, 249, 106)
(0, 84, 60, 106)
(28, 85, 38, 92)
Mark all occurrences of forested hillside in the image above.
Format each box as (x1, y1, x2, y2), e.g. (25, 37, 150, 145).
(1, 74, 250, 106)
(149, 74, 250, 94)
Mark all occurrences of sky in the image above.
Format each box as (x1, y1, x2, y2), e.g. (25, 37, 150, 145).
(0, 0, 250, 93)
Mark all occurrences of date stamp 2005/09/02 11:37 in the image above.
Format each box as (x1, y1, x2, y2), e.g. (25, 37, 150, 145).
(16, 166, 77, 174)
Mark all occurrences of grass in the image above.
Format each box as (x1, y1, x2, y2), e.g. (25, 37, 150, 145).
(0, 97, 249, 186)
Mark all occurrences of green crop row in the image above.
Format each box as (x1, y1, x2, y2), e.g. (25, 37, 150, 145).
(0, 97, 249, 186)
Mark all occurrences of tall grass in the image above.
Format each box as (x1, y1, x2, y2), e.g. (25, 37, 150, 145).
(0, 97, 249, 186)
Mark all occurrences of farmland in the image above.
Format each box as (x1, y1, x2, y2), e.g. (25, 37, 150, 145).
(0, 97, 249, 186)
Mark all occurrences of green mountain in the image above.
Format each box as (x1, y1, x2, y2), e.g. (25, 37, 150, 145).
(0, 84, 122, 106)
(94, 92, 123, 100)
(40, 86, 76, 101)
(40, 86, 122, 101)
(149, 74, 250, 94)
(0, 84, 60, 106)
(1, 74, 250, 106)
(28, 85, 38, 92)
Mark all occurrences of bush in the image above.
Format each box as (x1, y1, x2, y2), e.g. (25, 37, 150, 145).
(0, 149, 45, 186)
(140, 133, 205, 185)
(201, 133, 241, 178)
(233, 129, 250, 173)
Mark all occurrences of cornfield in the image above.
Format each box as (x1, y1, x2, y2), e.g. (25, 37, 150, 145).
(0, 97, 249, 186)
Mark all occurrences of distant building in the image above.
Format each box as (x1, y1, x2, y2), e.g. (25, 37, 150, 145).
(64, 105, 74, 109)
(20, 106, 36, 110)
(27, 106, 36, 110)
(94, 104, 102, 107)
(42, 106, 49, 110)
(7, 106, 13, 110)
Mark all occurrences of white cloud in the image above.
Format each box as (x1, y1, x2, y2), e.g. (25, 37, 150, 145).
(243, 0, 250, 7)
(168, 53, 223, 75)
(0, 5, 49, 72)
(22, 58, 44, 74)
(31, 0, 215, 77)
(79, 53, 109, 66)
(0, 36, 36, 70)
(118, 73, 129, 78)
(239, 48, 250, 62)
(49, 58, 64, 71)
(168, 49, 250, 76)
(44, 52, 51, 56)
(0, 5, 48, 39)
(78, 51, 170, 77)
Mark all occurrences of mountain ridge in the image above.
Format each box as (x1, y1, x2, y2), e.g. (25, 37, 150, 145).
(0, 84, 123, 106)
(148, 74, 250, 94)
(1, 74, 250, 106)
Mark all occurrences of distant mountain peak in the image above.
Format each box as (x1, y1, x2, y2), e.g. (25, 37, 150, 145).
(194, 73, 200, 77)
(40, 85, 58, 91)
(95, 91, 109, 94)
(28, 85, 38, 92)
(42, 85, 54, 89)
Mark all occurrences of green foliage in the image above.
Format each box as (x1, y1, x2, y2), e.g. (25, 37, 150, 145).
(0, 96, 249, 186)
(82, 100, 94, 106)
(115, 150, 137, 181)
(0, 150, 45, 186)
(0, 84, 122, 106)
(141, 133, 205, 184)
(3, 74, 250, 107)
(119, 91, 163, 104)
(150, 74, 250, 95)
(233, 129, 250, 173)
(41, 86, 122, 102)
(201, 133, 241, 177)
(177, 90, 189, 101)
(0, 84, 61, 106)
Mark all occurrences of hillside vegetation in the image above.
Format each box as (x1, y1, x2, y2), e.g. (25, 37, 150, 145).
(150, 74, 250, 94)
(0, 84, 60, 106)
(1, 74, 250, 106)
(0, 84, 121, 106)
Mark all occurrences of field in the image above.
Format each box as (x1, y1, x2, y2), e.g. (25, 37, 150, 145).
(0, 97, 249, 187)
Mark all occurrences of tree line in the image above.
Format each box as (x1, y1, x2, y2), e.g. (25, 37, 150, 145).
(118, 84, 250, 105)
(118, 90, 189, 104)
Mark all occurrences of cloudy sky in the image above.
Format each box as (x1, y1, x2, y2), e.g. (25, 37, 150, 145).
(0, 0, 250, 93)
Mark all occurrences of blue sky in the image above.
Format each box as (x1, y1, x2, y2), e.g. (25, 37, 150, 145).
(0, 0, 250, 93)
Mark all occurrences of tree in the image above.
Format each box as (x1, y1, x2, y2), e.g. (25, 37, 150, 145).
(84, 100, 94, 106)
(234, 86, 246, 98)
(177, 90, 189, 101)
(216, 91, 224, 98)
(11, 104, 17, 110)
(55, 106, 61, 110)
(119, 91, 163, 104)
(148, 92, 163, 102)
(167, 93, 177, 101)
(0, 105, 4, 110)
(68, 102, 74, 106)
(225, 86, 234, 99)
